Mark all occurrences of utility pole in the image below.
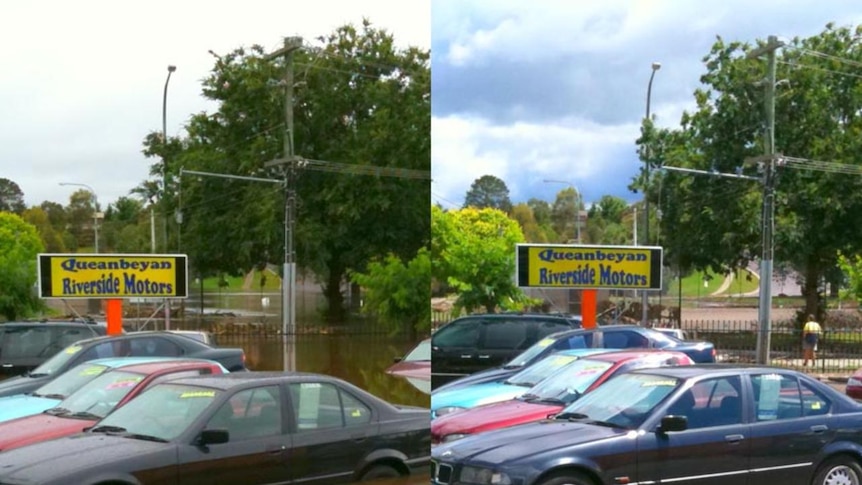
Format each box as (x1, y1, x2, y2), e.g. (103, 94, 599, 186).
(747, 35, 784, 365)
(264, 36, 303, 338)
(642, 62, 661, 326)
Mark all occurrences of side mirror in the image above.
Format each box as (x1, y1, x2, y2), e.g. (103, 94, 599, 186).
(657, 415, 688, 434)
(393, 357, 403, 363)
(198, 428, 229, 446)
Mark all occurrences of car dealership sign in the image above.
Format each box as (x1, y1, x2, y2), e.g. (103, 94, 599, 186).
(38, 254, 188, 299)
(516, 244, 663, 290)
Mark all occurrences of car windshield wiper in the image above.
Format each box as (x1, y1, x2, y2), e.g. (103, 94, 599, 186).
(69, 411, 102, 420)
(519, 393, 541, 401)
(39, 393, 67, 400)
(123, 433, 169, 443)
(502, 364, 523, 369)
(44, 407, 71, 416)
(90, 425, 127, 434)
(27, 372, 48, 378)
(554, 411, 590, 420)
(535, 397, 567, 405)
(584, 419, 628, 429)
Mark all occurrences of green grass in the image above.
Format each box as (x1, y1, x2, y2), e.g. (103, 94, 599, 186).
(670, 268, 760, 299)
(197, 269, 283, 292)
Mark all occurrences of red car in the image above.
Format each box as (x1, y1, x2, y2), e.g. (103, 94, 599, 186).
(386, 338, 431, 380)
(431, 350, 694, 444)
(0, 359, 225, 452)
(847, 368, 862, 399)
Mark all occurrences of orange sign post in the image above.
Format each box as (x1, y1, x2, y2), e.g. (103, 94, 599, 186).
(105, 299, 123, 335)
(581, 289, 597, 329)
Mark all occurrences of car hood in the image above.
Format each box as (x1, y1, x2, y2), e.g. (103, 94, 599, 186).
(433, 400, 561, 438)
(0, 395, 62, 424)
(386, 361, 431, 380)
(433, 367, 516, 392)
(432, 382, 528, 414)
(0, 413, 91, 451)
(433, 420, 626, 464)
(668, 341, 715, 362)
(0, 375, 50, 398)
(0, 433, 171, 482)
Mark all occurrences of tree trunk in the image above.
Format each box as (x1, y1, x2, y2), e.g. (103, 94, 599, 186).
(324, 266, 346, 324)
(802, 258, 821, 323)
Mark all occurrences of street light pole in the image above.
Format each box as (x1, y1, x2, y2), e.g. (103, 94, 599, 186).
(162, 65, 176, 253)
(162, 65, 176, 331)
(641, 61, 661, 327)
(543, 179, 582, 243)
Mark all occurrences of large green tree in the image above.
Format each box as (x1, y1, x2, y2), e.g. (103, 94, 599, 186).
(639, 23, 862, 319)
(464, 175, 513, 214)
(0, 179, 25, 214)
(0, 212, 44, 320)
(431, 205, 528, 313)
(139, 20, 429, 322)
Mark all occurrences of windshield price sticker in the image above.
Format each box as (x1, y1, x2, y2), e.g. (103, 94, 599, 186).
(79, 366, 105, 376)
(537, 338, 554, 348)
(642, 379, 677, 387)
(106, 377, 143, 390)
(553, 356, 578, 366)
(180, 390, 216, 399)
(65, 345, 82, 355)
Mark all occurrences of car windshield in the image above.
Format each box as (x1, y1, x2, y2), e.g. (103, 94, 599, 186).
(527, 358, 613, 404)
(647, 331, 681, 347)
(33, 363, 110, 398)
(403, 340, 431, 362)
(505, 336, 559, 368)
(95, 384, 221, 441)
(506, 353, 580, 387)
(56, 370, 146, 419)
(30, 342, 89, 376)
(555, 372, 681, 428)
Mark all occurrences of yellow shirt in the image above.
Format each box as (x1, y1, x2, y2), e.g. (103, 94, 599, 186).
(803, 321, 822, 334)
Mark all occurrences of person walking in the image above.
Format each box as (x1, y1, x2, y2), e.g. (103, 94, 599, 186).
(802, 314, 822, 367)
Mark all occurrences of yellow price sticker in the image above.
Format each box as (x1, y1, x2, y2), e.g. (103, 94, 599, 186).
(79, 366, 105, 376)
(812, 402, 822, 410)
(351, 409, 362, 417)
(65, 345, 82, 355)
(180, 390, 216, 399)
(642, 380, 677, 387)
(537, 338, 554, 348)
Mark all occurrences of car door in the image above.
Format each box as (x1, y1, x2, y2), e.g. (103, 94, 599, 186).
(746, 373, 835, 484)
(637, 375, 750, 485)
(431, 318, 482, 380)
(286, 381, 377, 483)
(475, 319, 530, 370)
(177, 384, 290, 485)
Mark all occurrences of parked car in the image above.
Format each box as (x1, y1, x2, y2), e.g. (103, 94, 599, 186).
(0, 321, 106, 378)
(0, 359, 226, 452)
(653, 326, 688, 340)
(847, 367, 862, 399)
(168, 330, 218, 346)
(431, 365, 860, 485)
(431, 313, 582, 388)
(387, 338, 431, 395)
(0, 356, 221, 424)
(431, 348, 609, 419)
(431, 350, 694, 444)
(0, 331, 247, 398)
(434, 324, 716, 393)
(0, 372, 431, 484)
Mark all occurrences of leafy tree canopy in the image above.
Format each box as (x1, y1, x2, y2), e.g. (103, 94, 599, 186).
(464, 175, 513, 214)
(0, 212, 44, 320)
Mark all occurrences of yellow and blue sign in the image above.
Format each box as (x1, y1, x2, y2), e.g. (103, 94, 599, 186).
(517, 244, 663, 290)
(38, 254, 188, 299)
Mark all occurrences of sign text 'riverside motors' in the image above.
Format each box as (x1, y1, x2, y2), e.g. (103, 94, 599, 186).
(38, 254, 188, 299)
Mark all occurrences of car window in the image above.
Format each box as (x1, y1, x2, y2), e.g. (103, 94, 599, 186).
(144, 368, 214, 390)
(403, 340, 431, 361)
(506, 353, 581, 387)
(289, 382, 370, 430)
(482, 320, 528, 350)
(59, 370, 147, 419)
(536, 321, 576, 339)
(77, 340, 131, 361)
(34, 363, 110, 398)
(206, 385, 282, 440)
(603, 331, 649, 348)
(666, 376, 742, 429)
(563, 333, 593, 350)
(130, 337, 183, 357)
(433, 320, 480, 348)
(751, 373, 830, 421)
(0, 326, 92, 360)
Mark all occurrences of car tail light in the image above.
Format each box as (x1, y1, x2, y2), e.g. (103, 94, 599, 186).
(242, 352, 246, 365)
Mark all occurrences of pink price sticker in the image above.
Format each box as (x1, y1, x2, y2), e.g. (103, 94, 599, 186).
(105, 378, 142, 390)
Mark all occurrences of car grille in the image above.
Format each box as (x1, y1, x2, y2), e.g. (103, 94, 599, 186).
(431, 460, 453, 484)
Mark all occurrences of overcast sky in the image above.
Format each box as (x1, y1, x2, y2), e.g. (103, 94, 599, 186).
(431, 0, 862, 210)
(1, 0, 429, 208)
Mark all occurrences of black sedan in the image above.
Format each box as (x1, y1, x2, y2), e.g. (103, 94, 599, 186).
(0, 331, 246, 398)
(432, 365, 862, 485)
(0, 372, 431, 485)
(434, 324, 716, 393)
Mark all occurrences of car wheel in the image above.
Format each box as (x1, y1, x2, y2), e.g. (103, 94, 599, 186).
(359, 464, 401, 480)
(538, 471, 597, 485)
(813, 456, 862, 485)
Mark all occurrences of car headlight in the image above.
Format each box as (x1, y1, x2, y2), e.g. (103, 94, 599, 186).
(435, 406, 466, 418)
(460, 466, 511, 485)
(442, 433, 470, 443)
(848, 377, 862, 387)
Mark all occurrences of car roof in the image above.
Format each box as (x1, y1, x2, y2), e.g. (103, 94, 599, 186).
(82, 356, 194, 368)
(164, 371, 344, 390)
(67, 331, 209, 347)
(583, 349, 690, 363)
(554, 348, 611, 357)
(105, 359, 220, 375)
(629, 363, 803, 379)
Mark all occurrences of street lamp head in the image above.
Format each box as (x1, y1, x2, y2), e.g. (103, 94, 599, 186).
(652, 62, 662, 71)
(168, 65, 177, 73)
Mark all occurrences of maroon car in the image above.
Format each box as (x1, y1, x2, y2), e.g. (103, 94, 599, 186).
(431, 350, 694, 445)
(0, 359, 225, 452)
